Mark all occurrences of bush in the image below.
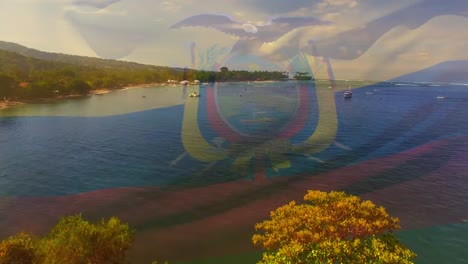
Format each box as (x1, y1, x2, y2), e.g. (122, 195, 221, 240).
(0, 232, 37, 264)
(68, 79, 92, 95)
(0, 214, 134, 264)
(252, 190, 417, 264)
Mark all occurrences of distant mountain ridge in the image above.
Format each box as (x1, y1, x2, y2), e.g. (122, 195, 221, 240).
(390, 60, 468, 83)
(0, 49, 67, 73)
(0, 40, 174, 70)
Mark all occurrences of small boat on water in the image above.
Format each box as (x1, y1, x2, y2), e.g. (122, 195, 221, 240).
(344, 86, 352, 98)
(189, 92, 200, 98)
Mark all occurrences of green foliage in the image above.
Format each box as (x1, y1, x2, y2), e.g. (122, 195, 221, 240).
(253, 191, 417, 264)
(0, 214, 134, 264)
(293, 72, 313, 80)
(0, 73, 16, 98)
(67, 79, 92, 95)
(0, 44, 289, 101)
(39, 214, 134, 264)
(0, 40, 160, 70)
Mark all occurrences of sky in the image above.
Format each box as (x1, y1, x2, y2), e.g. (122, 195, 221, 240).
(0, 0, 467, 80)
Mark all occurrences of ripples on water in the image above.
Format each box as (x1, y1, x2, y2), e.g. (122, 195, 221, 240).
(0, 82, 467, 263)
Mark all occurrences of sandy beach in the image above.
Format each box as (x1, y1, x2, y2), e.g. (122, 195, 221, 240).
(0, 82, 167, 111)
(89, 89, 111, 95)
(0, 101, 24, 110)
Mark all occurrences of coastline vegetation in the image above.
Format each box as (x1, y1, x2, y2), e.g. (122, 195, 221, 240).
(0, 214, 133, 264)
(0, 191, 416, 264)
(0, 41, 381, 111)
(253, 191, 416, 264)
(0, 43, 287, 104)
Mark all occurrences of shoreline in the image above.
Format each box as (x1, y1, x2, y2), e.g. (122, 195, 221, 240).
(0, 79, 325, 111)
(0, 101, 25, 111)
(0, 82, 166, 111)
(90, 82, 168, 95)
(0, 80, 261, 111)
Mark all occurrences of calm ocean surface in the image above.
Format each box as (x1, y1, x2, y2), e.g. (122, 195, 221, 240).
(1, 81, 467, 263)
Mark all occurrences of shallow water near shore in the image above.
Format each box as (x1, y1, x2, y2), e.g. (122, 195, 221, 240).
(1, 81, 467, 263)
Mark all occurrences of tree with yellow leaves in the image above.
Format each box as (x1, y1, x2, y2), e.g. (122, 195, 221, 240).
(252, 191, 416, 264)
(0, 214, 133, 264)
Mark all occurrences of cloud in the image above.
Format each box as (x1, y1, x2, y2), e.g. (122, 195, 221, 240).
(64, 1, 162, 59)
(311, 15, 468, 81)
(62, 0, 201, 60)
(160, 1, 182, 12)
(171, 14, 329, 41)
(170, 13, 331, 65)
(235, 0, 321, 14)
(296, 0, 468, 60)
(65, 15, 142, 59)
(2, 0, 466, 78)
(72, 0, 120, 9)
(316, 0, 359, 9)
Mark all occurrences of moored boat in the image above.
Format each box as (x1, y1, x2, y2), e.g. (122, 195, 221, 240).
(344, 86, 352, 98)
(189, 92, 200, 97)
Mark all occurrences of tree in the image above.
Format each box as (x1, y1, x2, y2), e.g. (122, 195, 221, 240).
(39, 214, 134, 264)
(0, 233, 37, 264)
(0, 214, 134, 264)
(252, 191, 416, 264)
(220, 66, 229, 73)
(67, 79, 92, 95)
(0, 73, 16, 99)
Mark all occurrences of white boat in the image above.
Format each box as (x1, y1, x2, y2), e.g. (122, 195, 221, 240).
(189, 92, 200, 97)
(344, 86, 352, 98)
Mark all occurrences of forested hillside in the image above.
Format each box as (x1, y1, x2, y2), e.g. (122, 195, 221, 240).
(0, 41, 287, 100)
(0, 40, 166, 70)
(0, 49, 184, 99)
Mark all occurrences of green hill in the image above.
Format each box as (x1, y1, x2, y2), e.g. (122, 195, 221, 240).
(0, 44, 186, 100)
(0, 40, 286, 100)
(0, 40, 172, 70)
